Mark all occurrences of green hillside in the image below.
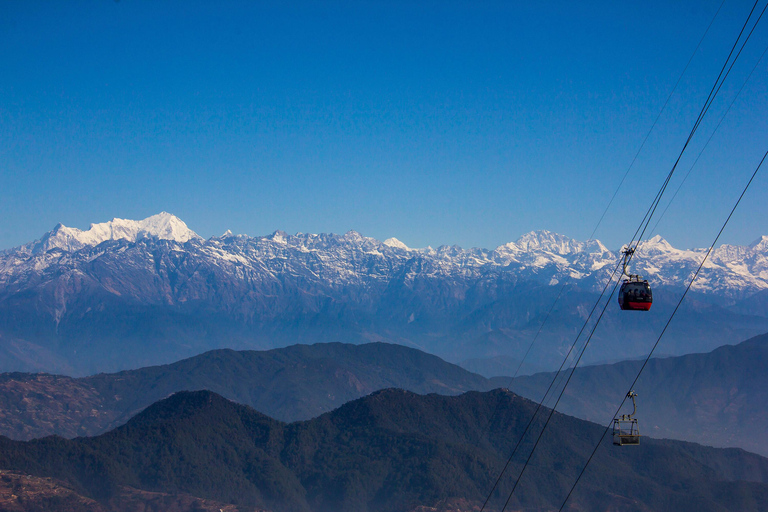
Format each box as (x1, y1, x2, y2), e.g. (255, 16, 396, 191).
(1, 389, 768, 511)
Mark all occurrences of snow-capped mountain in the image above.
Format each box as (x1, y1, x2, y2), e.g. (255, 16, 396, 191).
(0, 213, 767, 375)
(12, 212, 201, 255)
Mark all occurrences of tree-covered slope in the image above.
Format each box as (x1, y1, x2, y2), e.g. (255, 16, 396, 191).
(4, 334, 768, 461)
(0, 342, 492, 440)
(1, 389, 768, 511)
(502, 332, 768, 456)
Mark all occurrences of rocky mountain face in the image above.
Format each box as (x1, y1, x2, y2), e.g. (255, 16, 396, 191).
(2, 389, 768, 512)
(1, 213, 767, 374)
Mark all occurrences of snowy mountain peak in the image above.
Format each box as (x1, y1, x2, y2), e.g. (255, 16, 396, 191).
(512, 230, 582, 255)
(384, 237, 410, 250)
(585, 238, 610, 254)
(751, 236, 768, 252)
(639, 235, 675, 254)
(28, 212, 200, 254)
(343, 230, 364, 241)
(646, 234, 668, 244)
(6, 212, 768, 301)
(267, 230, 289, 243)
(712, 243, 749, 263)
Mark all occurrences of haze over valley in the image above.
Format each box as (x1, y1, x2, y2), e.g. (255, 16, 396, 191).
(1, 213, 767, 376)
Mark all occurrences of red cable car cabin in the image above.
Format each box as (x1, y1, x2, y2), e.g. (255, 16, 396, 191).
(618, 278, 653, 311)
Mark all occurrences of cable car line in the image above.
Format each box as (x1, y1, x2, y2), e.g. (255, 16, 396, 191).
(589, 0, 726, 241)
(690, 0, 768, 136)
(485, 0, 729, 434)
(480, 244, 639, 512)
(496, 266, 628, 512)
(502, 0, 741, 379)
(513, 0, 733, 343)
(478, 259, 626, 512)
(490, 3, 767, 509)
(616, 0, 765, 311)
(486, 0, 732, 402)
(615, 0, 764, 295)
(503, 136, 761, 509)
(475, 3, 745, 508)
(478, 223, 652, 511)
(651, 41, 768, 236)
(484, 234, 642, 511)
(557, 147, 768, 512)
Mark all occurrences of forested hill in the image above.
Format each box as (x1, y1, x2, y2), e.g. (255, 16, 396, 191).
(3, 336, 768, 460)
(0, 342, 492, 439)
(502, 331, 768, 456)
(1, 389, 768, 512)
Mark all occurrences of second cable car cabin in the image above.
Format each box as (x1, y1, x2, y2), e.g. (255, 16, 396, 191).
(613, 391, 640, 446)
(618, 247, 653, 311)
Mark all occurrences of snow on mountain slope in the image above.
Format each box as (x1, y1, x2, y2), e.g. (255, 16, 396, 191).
(383, 237, 411, 251)
(1, 213, 767, 374)
(15, 212, 201, 255)
(628, 235, 768, 296)
(1, 214, 767, 300)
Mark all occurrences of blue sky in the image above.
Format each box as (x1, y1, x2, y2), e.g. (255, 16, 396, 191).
(2, 0, 767, 251)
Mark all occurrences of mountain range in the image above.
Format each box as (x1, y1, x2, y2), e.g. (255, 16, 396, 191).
(1, 336, 767, 458)
(2, 388, 768, 512)
(2, 212, 767, 374)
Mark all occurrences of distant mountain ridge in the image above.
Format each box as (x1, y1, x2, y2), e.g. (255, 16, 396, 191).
(2, 388, 768, 512)
(7, 213, 768, 296)
(1, 213, 767, 374)
(0, 342, 492, 440)
(502, 331, 768, 457)
(1, 338, 767, 458)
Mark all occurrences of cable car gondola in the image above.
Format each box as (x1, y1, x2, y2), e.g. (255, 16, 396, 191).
(619, 277, 653, 311)
(613, 391, 640, 446)
(618, 248, 653, 311)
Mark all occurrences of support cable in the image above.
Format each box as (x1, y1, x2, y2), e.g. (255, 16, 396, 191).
(557, 147, 768, 512)
(490, 0, 729, 399)
(476, 3, 734, 509)
(619, 0, 763, 285)
(651, 40, 768, 235)
(498, 261, 626, 512)
(478, 258, 624, 512)
(496, 2, 765, 509)
(589, 0, 726, 240)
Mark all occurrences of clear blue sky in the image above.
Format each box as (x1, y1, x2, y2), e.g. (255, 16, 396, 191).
(2, 0, 767, 251)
